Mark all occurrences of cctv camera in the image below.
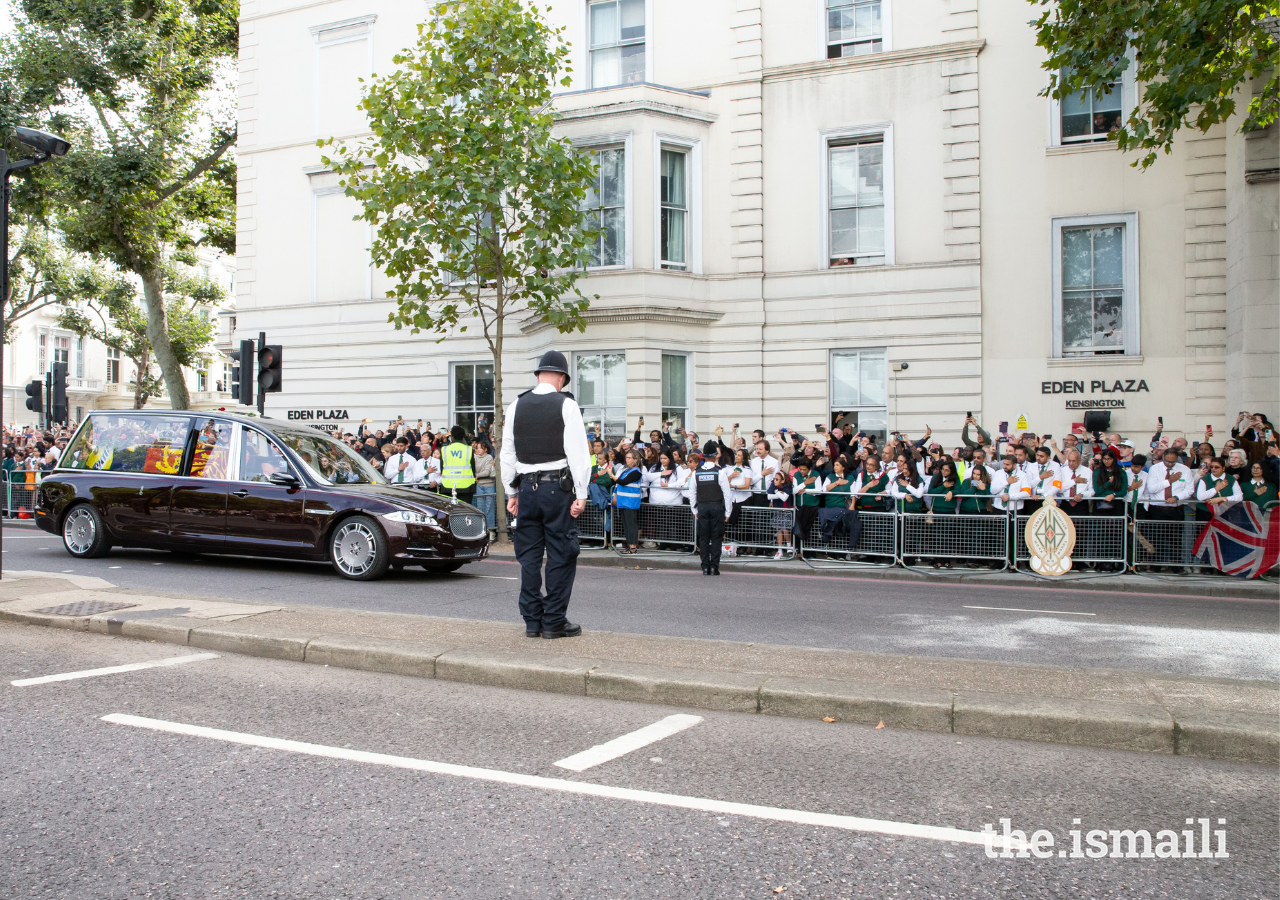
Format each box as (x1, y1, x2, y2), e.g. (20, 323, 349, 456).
(892, 361, 909, 372)
(14, 126, 70, 158)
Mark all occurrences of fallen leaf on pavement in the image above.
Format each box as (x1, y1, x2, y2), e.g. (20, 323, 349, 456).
(875, 720, 885, 729)
(822, 716, 835, 723)
(773, 887, 787, 894)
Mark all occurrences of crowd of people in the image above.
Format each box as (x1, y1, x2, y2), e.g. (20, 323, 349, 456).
(2, 421, 74, 477)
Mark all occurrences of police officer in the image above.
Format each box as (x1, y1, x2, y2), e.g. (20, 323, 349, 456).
(440, 425, 477, 504)
(686, 440, 734, 575)
(500, 350, 591, 638)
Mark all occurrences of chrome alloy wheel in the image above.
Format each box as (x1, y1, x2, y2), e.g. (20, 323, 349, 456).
(63, 506, 96, 555)
(333, 520, 378, 577)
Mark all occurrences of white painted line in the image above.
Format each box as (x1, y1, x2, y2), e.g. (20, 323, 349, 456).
(101, 713, 1024, 851)
(555, 714, 703, 772)
(469, 574, 519, 581)
(962, 606, 1096, 617)
(12, 653, 219, 687)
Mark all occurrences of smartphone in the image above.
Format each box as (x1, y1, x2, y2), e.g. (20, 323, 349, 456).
(734, 423, 739, 429)
(1207, 425, 1213, 436)
(1158, 416, 1163, 426)
(815, 424, 824, 431)
(1044, 433, 1052, 439)
(967, 411, 973, 417)
(999, 421, 1008, 434)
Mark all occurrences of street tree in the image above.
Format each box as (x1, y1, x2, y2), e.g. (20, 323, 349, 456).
(322, 0, 598, 535)
(1030, 0, 1280, 168)
(3, 226, 106, 344)
(0, 0, 237, 408)
(57, 262, 220, 410)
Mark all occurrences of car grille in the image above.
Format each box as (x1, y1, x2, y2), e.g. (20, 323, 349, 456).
(449, 513, 486, 540)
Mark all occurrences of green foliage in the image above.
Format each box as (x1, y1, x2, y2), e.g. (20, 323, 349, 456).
(0, 0, 239, 407)
(3, 226, 110, 343)
(56, 261, 220, 408)
(320, 0, 598, 343)
(1032, 0, 1280, 168)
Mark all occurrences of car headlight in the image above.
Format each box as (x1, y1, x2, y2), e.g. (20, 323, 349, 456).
(382, 510, 440, 528)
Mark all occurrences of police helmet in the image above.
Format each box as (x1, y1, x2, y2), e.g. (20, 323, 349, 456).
(534, 349, 570, 377)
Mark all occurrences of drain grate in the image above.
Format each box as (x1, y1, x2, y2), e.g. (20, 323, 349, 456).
(32, 600, 138, 617)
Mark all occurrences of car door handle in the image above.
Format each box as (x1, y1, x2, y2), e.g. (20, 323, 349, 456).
(231, 489, 250, 499)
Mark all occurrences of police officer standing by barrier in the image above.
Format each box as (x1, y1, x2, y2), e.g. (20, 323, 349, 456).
(687, 440, 734, 575)
(441, 425, 477, 505)
(500, 351, 591, 638)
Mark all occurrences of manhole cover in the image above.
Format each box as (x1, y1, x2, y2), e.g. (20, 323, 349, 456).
(32, 600, 138, 617)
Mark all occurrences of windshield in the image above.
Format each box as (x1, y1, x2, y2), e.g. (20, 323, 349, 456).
(275, 430, 386, 485)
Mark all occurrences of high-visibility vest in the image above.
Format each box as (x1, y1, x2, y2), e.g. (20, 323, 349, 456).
(441, 443, 475, 489)
(614, 467, 642, 509)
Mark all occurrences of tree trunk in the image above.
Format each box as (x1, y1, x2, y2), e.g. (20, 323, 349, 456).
(138, 265, 190, 409)
(131, 347, 149, 409)
(492, 302, 507, 543)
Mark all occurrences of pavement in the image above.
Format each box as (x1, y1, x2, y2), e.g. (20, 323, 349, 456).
(1, 571, 1275, 766)
(2, 622, 1277, 899)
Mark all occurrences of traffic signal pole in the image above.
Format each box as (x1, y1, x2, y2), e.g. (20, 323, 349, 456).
(257, 331, 266, 416)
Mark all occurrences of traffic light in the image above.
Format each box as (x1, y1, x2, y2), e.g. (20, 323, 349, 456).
(257, 344, 282, 394)
(24, 380, 42, 414)
(50, 362, 68, 424)
(229, 338, 254, 405)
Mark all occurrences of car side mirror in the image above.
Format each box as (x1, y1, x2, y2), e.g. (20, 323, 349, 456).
(268, 471, 301, 489)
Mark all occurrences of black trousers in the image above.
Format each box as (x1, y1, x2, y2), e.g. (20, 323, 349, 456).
(619, 506, 639, 545)
(697, 503, 726, 570)
(513, 477, 579, 632)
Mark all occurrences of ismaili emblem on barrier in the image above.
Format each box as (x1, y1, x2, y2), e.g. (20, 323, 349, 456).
(1025, 498, 1077, 576)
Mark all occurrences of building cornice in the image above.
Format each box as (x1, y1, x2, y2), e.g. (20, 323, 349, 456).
(555, 99, 718, 126)
(519, 303, 725, 335)
(761, 39, 986, 85)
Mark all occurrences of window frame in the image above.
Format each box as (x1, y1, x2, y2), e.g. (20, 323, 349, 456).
(829, 348, 889, 443)
(311, 15, 377, 138)
(309, 170, 373, 303)
(583, 0, 652, 89)
(235, 424, 296, 484)
(572, 350, 629, 444)
(652, 133, 702, 274)
(450, 360, 496, 435)
(1050, 211, 1140, 359)
(660, 352, 689, 430)
(188, 418, 238, 482)
(817, 0, 892, 59)
(1048, 54, 1137, 148)
(574, 133, 634, 270)
(818, 124, 895, 268)
(107, 348, 121, 385)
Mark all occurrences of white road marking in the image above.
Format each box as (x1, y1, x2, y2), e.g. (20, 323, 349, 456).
(469, 574, 519, 581)
(963, 606, 1096, 617)
(555, 714, 703, 772)
(101, 713, 1024, 851)
(12, 653, 218, 687)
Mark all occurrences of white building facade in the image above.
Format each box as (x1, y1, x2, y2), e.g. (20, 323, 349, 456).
(234, 0, 1279, 444)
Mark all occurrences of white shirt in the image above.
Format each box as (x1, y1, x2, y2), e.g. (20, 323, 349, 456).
(888, 474, 926, 503)
(1057, 465, 1093, 505)
(991, 468, 1034, 512)
(499, 383, 592, 499)
(384, 452, 419, 484)
(750, 453, 779, 492)
(1144, 461, 1195, 507)
(725, 464, 754, 503)
(643, 466, 687, 505)
(1197, 476, 1242, 503)
(686, 462, 734, 516)
(1029, 459, 1061, 498)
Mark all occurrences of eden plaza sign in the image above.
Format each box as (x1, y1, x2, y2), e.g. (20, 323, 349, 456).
(1041, 377, 1150, 410)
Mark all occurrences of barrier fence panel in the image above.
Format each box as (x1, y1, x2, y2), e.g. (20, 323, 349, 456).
(504, 505, 610, 548)
(612, 501, 697, 551)
(725, 503, 796, 560)
(1131, 501, 1218, 571)
(900, 511, 1009, 568)
(795, 492, 895, 566)
(1014, 504, 1128, 570)
(6, 472, 40, 519)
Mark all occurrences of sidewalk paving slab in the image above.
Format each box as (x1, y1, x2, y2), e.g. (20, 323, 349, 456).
(2, 571, 1275, 766)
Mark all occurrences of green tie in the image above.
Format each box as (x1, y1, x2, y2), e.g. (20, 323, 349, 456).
(396, 455, 404, 483)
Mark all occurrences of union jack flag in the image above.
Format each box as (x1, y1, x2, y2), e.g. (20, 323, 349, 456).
(1193, 502, 1280, 578)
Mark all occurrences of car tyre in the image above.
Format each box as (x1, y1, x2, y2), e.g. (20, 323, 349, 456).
(62, 503, 111, 559)
(329, 515, 391, 581)
(421, 561, 465, 574)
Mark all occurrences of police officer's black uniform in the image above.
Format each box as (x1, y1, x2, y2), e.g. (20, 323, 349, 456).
(501, 350, 590, 639)
(694, 449, 727, 575)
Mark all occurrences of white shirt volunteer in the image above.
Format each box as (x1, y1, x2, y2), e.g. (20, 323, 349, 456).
(991, 467, 1033, 512)
(384, 451, 418, 484)
(643, 466, 687, 505)
(1144, 460, 1195, 508)
(751, 453, 779, 493)
(1030, 459, 1062, 499)
(1057, 465, 1093, 506)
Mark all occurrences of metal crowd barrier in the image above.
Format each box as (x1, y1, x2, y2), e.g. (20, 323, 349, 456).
(503, 505, 610, 548)
(1131, 501, 1216, 572)
(796, 492, 895, 567)
(4, 471, 41, 519)
(900, 510, 1010, 569)
(611, 501, 696, 550)
(725, 503, 796, 560)
(1015, 506, 1128, 571)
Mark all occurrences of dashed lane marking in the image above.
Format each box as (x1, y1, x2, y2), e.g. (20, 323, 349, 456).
(101, 713, 1024, 851)
(555, 714, 703, 771)
(12, 653, 219, 687)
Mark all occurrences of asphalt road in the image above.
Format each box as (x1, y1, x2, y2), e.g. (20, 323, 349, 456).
(4, 524, 1277, 680)
(2, 623, 1275, 900)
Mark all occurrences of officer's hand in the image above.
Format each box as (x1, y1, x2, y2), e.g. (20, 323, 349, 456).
(570, 499, 586, 518)
(507, 496, 519, 517)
